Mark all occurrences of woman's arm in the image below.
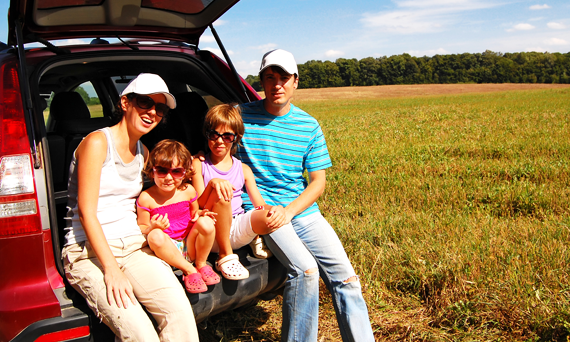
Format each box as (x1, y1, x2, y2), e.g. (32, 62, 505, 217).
(76, 132, 137, 309)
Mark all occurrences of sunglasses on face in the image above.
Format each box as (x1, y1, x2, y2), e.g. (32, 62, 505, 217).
(152, 166, 186, 179)
(129, 94, 170, 117)
(207, 130, 237, 143)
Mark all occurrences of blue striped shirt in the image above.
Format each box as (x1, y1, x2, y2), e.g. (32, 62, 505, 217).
(237, 100, 332, 218)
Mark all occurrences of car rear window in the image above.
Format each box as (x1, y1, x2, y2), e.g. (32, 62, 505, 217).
(37, 0, 214, 14)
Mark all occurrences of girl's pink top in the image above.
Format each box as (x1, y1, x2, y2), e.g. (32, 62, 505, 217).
(137, 192, 198, 240)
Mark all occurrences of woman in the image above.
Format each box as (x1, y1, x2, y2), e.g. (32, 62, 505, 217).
(62, 73, 199, 341)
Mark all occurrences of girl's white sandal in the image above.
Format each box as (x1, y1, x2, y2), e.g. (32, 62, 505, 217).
(215, 254, 249, 280)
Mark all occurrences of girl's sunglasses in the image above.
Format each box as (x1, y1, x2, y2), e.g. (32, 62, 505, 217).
(128, 94, 170, 117)
(152, 166, 186, 179)
(207, 130, 237, 143)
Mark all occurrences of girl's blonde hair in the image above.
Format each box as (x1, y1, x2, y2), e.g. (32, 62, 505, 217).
(203, 103, 244, 156)
(144, 139, 195, 189)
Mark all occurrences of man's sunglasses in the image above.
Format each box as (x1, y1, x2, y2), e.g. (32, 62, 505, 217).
(153, 166, 186, 179)
(207, 130, 237, 143)
(128, 94, 170, 117)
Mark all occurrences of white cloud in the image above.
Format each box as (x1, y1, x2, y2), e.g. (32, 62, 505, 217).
(213, 19, 227, 26)
(200, 35, 216, 43)
(234, 60, 261, 78)
(397, 0, 495, 9)
(545, 38, 568, 45)
(507, 23, 535, 32)
(325, 50, 344, 58)
(361, 0, 499, 34)
(529, 4, 551, 10)
(251, 43, 278, 52)
(407, 48, 449, 56)
(547, 22, 566, 29)
(526, 47, 546, 52)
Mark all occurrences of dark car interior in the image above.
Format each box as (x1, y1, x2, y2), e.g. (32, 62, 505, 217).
(33, 50, 234, 244)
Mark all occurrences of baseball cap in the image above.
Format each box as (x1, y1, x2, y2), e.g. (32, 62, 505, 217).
(259, 49, 298, 76)
(121, 73, 176, 109)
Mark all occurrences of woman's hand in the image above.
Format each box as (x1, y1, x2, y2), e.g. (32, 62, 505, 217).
(150, 213, 170, 231)
(104, 266, 138, 309)
(208, 178, 235, 202)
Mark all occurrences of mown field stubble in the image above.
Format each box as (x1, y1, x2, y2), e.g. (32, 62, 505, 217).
(199, 84, 570, 342)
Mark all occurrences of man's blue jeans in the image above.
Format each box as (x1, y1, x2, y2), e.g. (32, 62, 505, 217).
(265, 213, 374, 342)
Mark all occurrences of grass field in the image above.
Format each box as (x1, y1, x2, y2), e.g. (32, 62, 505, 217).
(197, 84, 570, 342)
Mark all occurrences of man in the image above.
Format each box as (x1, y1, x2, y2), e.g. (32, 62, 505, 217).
(236, 49, 374, 342)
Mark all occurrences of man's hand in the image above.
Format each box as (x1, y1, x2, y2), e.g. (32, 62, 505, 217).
(193, 150, 206, 162)
(266, 205, 288, 230)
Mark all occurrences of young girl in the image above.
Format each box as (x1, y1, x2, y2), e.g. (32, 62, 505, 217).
(137, 139, 220, 293)
(191, 104, 288, 280)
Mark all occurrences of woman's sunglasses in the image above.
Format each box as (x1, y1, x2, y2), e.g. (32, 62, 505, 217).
(207, 130, 237, 143)
(128, 94, 170, 117)
(153, 166, 186, 179)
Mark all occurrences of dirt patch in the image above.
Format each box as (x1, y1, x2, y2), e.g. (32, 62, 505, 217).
(259, 83, 570, 102)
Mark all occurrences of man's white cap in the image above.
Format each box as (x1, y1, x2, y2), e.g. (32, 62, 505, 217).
(121, 73, 176, 109)
(259, 49, 298, 76)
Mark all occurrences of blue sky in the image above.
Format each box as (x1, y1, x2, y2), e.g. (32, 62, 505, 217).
(1, 0, 569, 77)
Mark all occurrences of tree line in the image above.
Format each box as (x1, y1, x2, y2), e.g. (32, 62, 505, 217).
(245, 50, 570, 90)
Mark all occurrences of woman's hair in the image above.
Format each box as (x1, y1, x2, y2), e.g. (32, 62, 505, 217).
(143, 139, 195, 189)
(203, 103, 244, 156)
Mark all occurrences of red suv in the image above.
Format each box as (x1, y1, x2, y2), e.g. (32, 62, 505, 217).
(0, 1, 286, 340)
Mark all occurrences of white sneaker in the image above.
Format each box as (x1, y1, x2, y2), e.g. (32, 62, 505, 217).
(249, 235, 273, 259)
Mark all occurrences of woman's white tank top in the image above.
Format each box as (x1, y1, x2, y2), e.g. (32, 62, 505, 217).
(64, 128, 144, 245)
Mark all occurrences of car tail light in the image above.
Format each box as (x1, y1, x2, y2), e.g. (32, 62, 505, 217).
(34, 326, 90, 342)
(0, 60, 41, 237)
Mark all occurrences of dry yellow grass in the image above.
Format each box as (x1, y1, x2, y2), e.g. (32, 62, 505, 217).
(259, 83, 570, 102)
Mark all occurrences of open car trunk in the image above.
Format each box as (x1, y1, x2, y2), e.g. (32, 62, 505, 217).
(3, 41, 285, 341)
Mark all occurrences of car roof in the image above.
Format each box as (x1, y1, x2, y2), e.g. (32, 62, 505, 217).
(8, 0, 239, 46)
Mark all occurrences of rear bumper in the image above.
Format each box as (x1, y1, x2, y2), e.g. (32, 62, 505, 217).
(190, 249, 287, 322)
(11, 247, 287, 341)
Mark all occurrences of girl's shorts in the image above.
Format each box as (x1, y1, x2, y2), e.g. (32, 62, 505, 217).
(170, 237, 191, 262)
(210, 209, 258, 253)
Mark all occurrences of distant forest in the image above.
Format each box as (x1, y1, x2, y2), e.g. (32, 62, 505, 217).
(245, 50, 570, 90)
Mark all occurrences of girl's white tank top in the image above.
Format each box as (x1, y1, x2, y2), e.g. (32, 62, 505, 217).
(64, 127, 144, 245)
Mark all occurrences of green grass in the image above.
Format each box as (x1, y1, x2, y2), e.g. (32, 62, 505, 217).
(296, 88, 570, 341)
(43, 104, 104, 123)
(199, 88, 570, 341)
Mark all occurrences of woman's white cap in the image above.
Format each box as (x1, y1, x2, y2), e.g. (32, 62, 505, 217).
(121, 73, 176, 109)
(259, 49, 298, 76)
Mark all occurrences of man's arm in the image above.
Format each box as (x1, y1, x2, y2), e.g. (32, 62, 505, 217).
(283, 169, 326, 223)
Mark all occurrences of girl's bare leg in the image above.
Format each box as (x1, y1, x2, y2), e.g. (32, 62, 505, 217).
(202, 193, 234, 260)
(250, 210, 275, 235)
(187, 217, 216, 269)
(147, 229, 197, 275)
